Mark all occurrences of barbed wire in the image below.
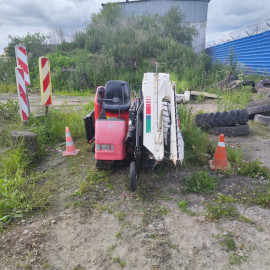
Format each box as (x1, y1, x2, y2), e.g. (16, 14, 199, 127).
(206, 18, 270, 48)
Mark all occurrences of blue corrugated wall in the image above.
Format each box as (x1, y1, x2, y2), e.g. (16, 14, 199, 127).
(206, 30, 270, 75)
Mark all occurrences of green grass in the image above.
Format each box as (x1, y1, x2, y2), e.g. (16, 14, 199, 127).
(217, 86, 253, 111)
(0, 100, 95, 226)
(205, 194, 239, 221)
(229, 253, 248, 265)
(227, 146, 270, 180)
(178, 200, 196, 216)
(178, 105, 214, 164)
(182, 170, 218, 194)
(221, 234, 237, 252)
(0, 145, 50, 225)
(0, 100, 20, 121)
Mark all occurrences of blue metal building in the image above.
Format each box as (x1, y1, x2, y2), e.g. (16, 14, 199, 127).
(206, 19, 270, 75)
(102, 0, 211, 53)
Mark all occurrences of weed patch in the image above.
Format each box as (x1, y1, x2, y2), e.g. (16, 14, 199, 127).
(220, 233, 237, 252)
(205, 194, 239, 221)
(178, 105, 213, 164)
(182, 170, 218, 194)
(0, 100, 20, 121)
(227, 146, 270, 180)
(178, 200, 196, 216)
(217, 87, 253, 111)
(229, 253, 248, 265)
(0, 145, 50, 225)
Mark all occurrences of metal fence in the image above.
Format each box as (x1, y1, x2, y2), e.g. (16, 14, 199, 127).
(206, 19, 270, 75)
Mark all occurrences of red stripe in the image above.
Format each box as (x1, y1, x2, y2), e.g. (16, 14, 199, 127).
(41, 58, 48, 68)
(18, 46, 27, 56)
(22, 110, 28, 121)
(18, 58, 29, 74)
(19, 84, 27, 104)
(43, 72, 50, 92)
(45, 95, 52, 106)
(18, 68, 24, 78)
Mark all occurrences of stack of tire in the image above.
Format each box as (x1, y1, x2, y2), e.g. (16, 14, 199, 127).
(247, 96, 270, 131)
(195, 109, 249, 136)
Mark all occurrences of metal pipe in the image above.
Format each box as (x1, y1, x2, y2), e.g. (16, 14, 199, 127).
(136, 100, 144, 147)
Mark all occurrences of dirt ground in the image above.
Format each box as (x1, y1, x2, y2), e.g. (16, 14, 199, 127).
(0, 94, 270, 270)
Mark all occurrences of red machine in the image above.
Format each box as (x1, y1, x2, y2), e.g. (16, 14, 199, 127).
(84, 75, 185, 191)
(84, 80, 143, 191)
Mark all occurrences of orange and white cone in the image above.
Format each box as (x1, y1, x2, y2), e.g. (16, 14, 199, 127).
(62, 127, 80, 156)
(209, 134, 230, 170)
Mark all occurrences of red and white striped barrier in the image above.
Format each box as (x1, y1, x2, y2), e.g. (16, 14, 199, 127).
(15, 45, 30, 86)
(39, 57, 52, 106)
(15, 67, 29, 122)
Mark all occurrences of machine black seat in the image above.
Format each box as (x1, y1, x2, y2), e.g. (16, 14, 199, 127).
(103, 80, 130, 111)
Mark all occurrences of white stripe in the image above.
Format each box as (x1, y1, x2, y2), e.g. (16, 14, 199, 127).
(15, 48, 28, 65)
(41, 61, 49, 78)
(15, 47, 30, 85)
(15, 68, 29, 119)
(44, 83, 52, 101)
(66, 141, 74, 147)
(19, 97, 29, 116)
(218, 142, 225, 147)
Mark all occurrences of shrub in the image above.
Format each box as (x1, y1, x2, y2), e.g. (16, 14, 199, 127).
(182, 170, 218, 194)
(178, 105, 213, 164)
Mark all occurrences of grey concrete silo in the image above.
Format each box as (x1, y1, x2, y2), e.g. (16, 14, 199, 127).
(103, 0, 211, 53)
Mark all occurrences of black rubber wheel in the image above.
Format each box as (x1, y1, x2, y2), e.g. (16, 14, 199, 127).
(247, 104, 270, 117)
(254, 114, 270, 125)
(247, 97, 270, 108)
(195, 110, 249, 128)
(130, 161, 137, 192)
(256, 79, 270, 94)
(243, 80, 255, 88)
(207, 125, 249, 137)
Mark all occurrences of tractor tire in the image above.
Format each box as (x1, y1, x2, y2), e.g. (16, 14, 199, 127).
(247, 97, 270, 108)
(256, 79, 270, 94)
(247, 104, 270, 118)
(195, 110, 249, 128)
(207, 125, 249, 137)
(130, 161, 137, 192)
(254, 114, 270, 126)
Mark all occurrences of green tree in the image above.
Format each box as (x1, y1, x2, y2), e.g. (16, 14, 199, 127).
(6, 32, 50, 58)
(161, 6, 197, 46)
(91, 3, 121, 26)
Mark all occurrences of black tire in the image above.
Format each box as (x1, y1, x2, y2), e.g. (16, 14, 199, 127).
(130, 161, 137, 192)
(254, 114, 270, 125)
(195, 110, 249, 128)
(256, 79, 270, 94)
(243, 80, 255, 88)
(207, 125, 249, 137)
(247, 97, 270, 108)
(247, 104, 270, 117)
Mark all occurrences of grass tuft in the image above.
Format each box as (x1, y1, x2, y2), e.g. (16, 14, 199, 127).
(182, 170, 218, 194)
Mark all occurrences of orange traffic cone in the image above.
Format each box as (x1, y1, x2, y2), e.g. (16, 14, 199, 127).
(62, 127, 80, 156)
(209, 134, 230, 170)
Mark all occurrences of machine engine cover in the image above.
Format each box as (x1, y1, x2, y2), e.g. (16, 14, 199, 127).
(95, 119, 126, 160)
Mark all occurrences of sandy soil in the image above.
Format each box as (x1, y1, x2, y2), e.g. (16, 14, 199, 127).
(1, 95, 270, 270)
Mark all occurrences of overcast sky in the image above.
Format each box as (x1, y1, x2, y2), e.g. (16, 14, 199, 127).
(0, 0, 270, 54)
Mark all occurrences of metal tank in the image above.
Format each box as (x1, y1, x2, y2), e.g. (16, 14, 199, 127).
(103, 0, 211, 52)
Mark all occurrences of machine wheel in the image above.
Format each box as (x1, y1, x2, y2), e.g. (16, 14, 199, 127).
(207, 124, 249, 137)
(130, 161, 137, 192)
(195, 110, 248, 128)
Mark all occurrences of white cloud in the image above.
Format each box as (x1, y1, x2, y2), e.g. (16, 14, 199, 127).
(206, 0, 270, 43)
(1, 0, 270, 54)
